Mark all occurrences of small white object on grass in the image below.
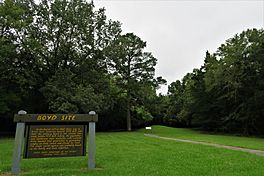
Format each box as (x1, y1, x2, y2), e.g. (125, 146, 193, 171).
(145, 127, 152, 130)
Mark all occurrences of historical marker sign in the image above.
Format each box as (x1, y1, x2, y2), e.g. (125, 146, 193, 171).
(24, 125, 86, 158)
(12, 112, 98, 175)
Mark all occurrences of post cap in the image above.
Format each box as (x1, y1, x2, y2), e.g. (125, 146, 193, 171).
(18, 110, 27, 115)
(89, 111, 96, 115)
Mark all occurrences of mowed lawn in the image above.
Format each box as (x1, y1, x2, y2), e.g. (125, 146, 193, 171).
(146, 125, 264, 151)
(0, 126, 264, 176)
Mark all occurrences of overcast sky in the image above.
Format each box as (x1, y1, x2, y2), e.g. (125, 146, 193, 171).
(94, 0, 263, 94)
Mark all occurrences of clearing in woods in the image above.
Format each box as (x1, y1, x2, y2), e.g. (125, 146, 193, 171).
(1, 125, 264, 176)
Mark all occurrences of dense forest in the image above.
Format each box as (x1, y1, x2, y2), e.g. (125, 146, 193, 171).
(167, 29, 264, 135)
(1, 0, 264, 135)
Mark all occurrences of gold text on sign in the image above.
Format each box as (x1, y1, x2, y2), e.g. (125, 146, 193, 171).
(61, 115, 76, 121)
(37, 115, 57, 121)
(36, 115, 76, 121)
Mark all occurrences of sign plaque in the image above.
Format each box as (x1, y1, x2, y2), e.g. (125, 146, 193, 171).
(24, 125, 86, 158)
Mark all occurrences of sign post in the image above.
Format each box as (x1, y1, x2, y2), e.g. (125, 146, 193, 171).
(11, 112, 98, 174)
(88, 111, 96, 170)
(11, 110, 27, 175)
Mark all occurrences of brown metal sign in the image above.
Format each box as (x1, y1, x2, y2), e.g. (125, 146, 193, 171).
(24, 125, 86, 158)
(14, 114, 98, 123)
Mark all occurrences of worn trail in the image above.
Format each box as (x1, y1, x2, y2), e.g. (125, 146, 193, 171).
(144, 134, 264, 156)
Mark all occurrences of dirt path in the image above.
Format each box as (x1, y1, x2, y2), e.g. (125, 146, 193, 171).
(144, 134, 264, 156)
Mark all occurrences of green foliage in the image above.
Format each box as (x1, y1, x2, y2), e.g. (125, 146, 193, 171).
(3, 0, 263, 135)
(41, 69, 103, 113)
(0, 0, 162, 132)
(0, 0, 35, 115)
(132, 105, 153, 122)
(166, 29, 264, 135)
(105, 32, 163, 130)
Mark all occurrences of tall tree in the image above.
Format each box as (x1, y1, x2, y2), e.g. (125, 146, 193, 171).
(25, 0, 121, 113)
(106, 33, 158, 131)
(0, 0, 35, 114)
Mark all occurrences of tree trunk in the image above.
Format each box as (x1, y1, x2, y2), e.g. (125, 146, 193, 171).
(126, 57, 132, 131)
(126, 85, 131, 131)
(126, 100, 131, 131)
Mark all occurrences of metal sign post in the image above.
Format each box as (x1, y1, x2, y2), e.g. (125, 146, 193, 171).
(11, 110, 27, 175)
(88, 111, 96, 170)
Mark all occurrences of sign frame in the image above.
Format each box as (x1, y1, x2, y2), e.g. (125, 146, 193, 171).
(11, 111, 98, 175)
(14, 114, 98, 123)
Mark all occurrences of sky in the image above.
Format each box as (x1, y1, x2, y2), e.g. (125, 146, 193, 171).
(94, 0, 263, 94)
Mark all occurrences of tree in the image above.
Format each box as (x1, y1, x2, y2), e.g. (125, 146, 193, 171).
(167, 80, 184, 118)
(19, 0, 122, 114)
(167, 29, 264, 135)
(41, 69, 103, 113)
(105, 33, 158, 131)
(0, 0, 35, 114)
(211, 29, 264, 134)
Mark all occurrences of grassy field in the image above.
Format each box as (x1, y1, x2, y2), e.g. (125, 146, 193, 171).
(0, 126, 264, 176)
(145, 125, 264, 150)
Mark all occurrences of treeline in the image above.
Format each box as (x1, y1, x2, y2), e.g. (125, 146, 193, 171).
(166, 29, 264, 135)
(1, 0, 264, 136)
(0, 0, 165, 132)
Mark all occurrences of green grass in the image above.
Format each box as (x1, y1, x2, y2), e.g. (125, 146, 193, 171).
(0, 127, 264, 175)
(144, 125, 264, 150)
